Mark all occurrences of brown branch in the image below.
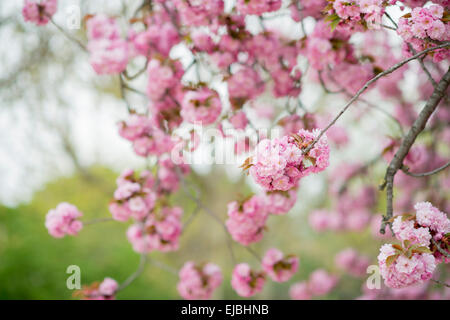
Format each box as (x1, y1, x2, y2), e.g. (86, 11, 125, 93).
(379, 67, 450, 234)
(432, 238, 450, 259)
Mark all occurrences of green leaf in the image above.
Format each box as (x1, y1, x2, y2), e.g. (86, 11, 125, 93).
(412, 246, 432, 254)
(403, 240, 411, 249)
(324, 13, 339, 22)
(386, 254, 399, 267)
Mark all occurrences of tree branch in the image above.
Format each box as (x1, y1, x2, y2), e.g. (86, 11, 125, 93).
(401, 161, 450, 178)
(432, 238, 450, 259)
(379, 67, 450, 234)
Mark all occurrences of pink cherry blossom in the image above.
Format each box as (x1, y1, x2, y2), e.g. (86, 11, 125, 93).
(249, 129, 330, 191)
(262, 248, 299, 282)
(22, 0, 57, 26)
(181, 86, 222, 125)
(236, 0, 282, 15)
(98, 277, 119, 297)
(263, 189, 297, 215)
(378, 243, 436, 289)
(289, 282, 311, 300)
(225, 195, 268, 245)
(86, 15, 129, 75)
(231, 263, 266, 297)
(335, 248, 371, 277)
(127, 206, 183, 253)
(45, 202, 83, 238)
(308, 269, 338, 296)
(177, 261, 223, 300)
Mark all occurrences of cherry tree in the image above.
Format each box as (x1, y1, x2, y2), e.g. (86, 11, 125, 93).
(23, 0, 449, 299)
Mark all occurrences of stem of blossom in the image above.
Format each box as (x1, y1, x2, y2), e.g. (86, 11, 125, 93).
(318, 70, 344, 94)
(302, 42, 450, 155)
(431, 238, 450, 259)
(119, 73, 133, 113)
(123, 58, 149, 80)
(380, 67, 450, 234)
(83, 217, 115, 225)
(430, 279, 450, 288)
(325, 68, 405, 137)
(118, 253, 147, 292)
(245, 246, 262, 263)
(182, 204, 201, 230)
(148, 257, 178, 275)
(49, 18, 87, 52)
(176, 169, 237, 265)
(401, 161, 450, 178)
(384, 12, 398, 29)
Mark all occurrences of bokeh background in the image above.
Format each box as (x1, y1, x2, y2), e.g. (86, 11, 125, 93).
(0, 0, 447, 299)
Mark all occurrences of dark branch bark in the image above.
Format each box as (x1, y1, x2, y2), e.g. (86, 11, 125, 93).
(380, 67, 450, 234)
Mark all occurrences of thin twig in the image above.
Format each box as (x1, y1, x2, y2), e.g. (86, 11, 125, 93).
(430, 279, 450, 288)
(302, 42, 450, 155)
(176, 169, 237, 265)
(83, 217, 115, 226)
(432, 238, 450, 259)
(401, 161, 450, 177)
(118, 253, 147, 291)
(50, 18, 87, 52)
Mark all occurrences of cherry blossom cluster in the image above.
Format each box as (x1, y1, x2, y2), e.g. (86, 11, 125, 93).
(290, 269, 338, 300)
(45, 202, 83, 238)
(397, 4, 450, 62)
(327, 0, 385, 31)
(397, 4, 449, 62)
(229, 248, 300, 297)
(377, 242, 436, 289)
(86, 14, 129, 75)
(177, 261, 223, 300)
(246, 129, 330, 191)
(378, 202, 449, 288)
(127, 206, 183, 253)
(75, 277, 119, 300)
(181, 86, 222, 125)
(262, 189, 298, 215)
(109, 169, 157, 222)
(279, 113, 349, 148)
(289, 0, 326, 21)
(22, 0, 57, 26)
(26, 0, 450, 301)
(391, 202, 450, 262)
(262, 248, 299, 282)
(236, 0, 282, 15)
(118, 113, 174, 157)
(335, 248, 371, 277)
(231, 263, 266, 297)
(225, 195, 269, 246)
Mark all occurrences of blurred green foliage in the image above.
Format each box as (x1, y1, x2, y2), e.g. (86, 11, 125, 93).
(0, 166, 385, 299)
